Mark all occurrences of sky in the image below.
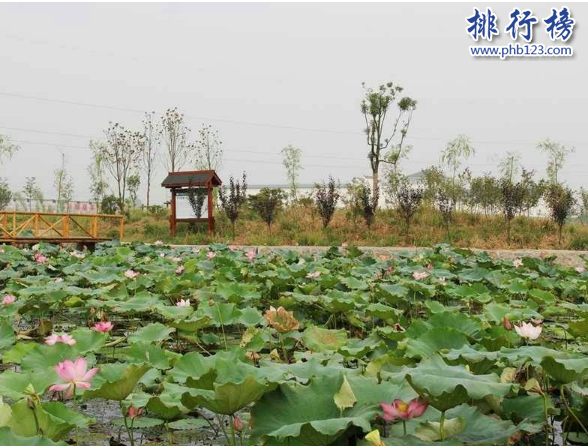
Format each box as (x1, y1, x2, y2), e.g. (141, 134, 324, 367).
(0, 2, 586, 205)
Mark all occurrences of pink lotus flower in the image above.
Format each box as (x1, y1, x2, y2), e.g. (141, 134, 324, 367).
(247, 250, 256, 262)
(127, 405, 144, 419)
(71, 251, 85, 259)
(380, 398, 428, 422)
(125, 269, 139, 279)
(229, 245, 237, 251)
(306, 271, 321, 279)
(176, 265, 185, 275)
(55, 278, 64, 283)
(2, 294, 16, 305)
(207, 251, 216, 260)
(514, 321, 542, 340)
(154, 240, 164, 246)
(45, 333, 77, 346)
(513, 258, 523, 268)
(412, 271, 429, 281)
(176, 299, 191, 307)
(576, 266, 586, 274)
(341, 242, 349, 248)
(34, 253, 48, 264)
(233, 415, 244, 431)
(93, 321, 114, 333)
(49, 358, 99, 398)
(170, 256, 182, 263)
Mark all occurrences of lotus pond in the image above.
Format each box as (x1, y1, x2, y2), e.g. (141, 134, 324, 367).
(0, 242, 587, 446)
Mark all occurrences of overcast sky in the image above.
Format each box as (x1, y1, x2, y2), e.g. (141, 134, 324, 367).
(0, 2, 585, 204)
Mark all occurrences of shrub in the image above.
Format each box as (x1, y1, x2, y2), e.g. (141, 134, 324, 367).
(357, 183, 378, 229)
(545, 184, 576, 245)
(218, 173, 248, 237)
(101, 195, 119, 214)
(569, 236, 588, 251)
(0, 178, 11, 210)
(396, 183, 424, 241)
(314, 176, 340, 229)
(500, 179, 525, 244)
(249, 188, 286, 232)
(435, 190, 454, 243)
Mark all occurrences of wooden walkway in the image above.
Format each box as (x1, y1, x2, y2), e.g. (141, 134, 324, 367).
(0, 211, 124, 247)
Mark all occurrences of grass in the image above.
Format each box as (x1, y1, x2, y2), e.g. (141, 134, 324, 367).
(121, 205, 588, 250)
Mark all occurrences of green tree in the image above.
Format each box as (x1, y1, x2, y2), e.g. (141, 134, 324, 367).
(22, 177, 41, 211)
(520, 169, 546, 216)
(396, 183, 424, 241)
(127, 174, 141, 209)
(536, 138, 573, 184)
(54, 152, 74, 212)
(498, 151, 522, 182)
(0, 178, 11, 210)
(88, 140, 109, 208)
(361, 82, 417, 202)
(500, 178, 525, 245)
(440, 135, 475, 204)
(0, 135, 19, 165)
(281, 145, 303, 201)
(249, 188, 286, 233)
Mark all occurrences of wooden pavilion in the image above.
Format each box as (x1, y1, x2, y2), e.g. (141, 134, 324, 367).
(161, 170, 222, 236)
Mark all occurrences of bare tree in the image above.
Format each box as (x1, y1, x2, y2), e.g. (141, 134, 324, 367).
(160, 108, 191, 172)
(361, 82, 417, 202)
(193, 124, 223, 171)
(142, 111, 160, 207)
(100, 123, 145, 214)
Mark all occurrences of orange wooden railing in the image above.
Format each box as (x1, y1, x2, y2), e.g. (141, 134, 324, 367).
(0, 211, 124, 241)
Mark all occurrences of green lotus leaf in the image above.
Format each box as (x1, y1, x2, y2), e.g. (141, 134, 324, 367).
(128, 323, 175, 344)
(569, 318, 588, 338)
(426, 312, 482, 338)
(502, 394, 559, 423)
(3, 343, 39, 364)
(392, 356, 512, 411)
(303, 327, 347, 352)
(83, 364, 150, 401)
(123, 342, 172, 369)
(406, 327, 470, 360)
(250, 373, 401, 446)
(69, 327, 107, 354)
(0, 427, 68, 446)
(0, 398, 11, 427)
(414, 417, 466, 441)
(155, 304, 194, 320)
(0, 320, 16, 351)
(170, 315, 212, 333)
(0, 370, 57, 400)
(540, 356, 588, 384)
(197, 302, 242, 327)
(181, 374, 277, 415)
(9, 400, 92, 441)
(146, 395, 184, 421)
(378, 283, 409, 303)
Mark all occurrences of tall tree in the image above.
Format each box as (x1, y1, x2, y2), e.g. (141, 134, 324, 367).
(0, 135, 19, 165)
(545, 183, 576, 245)
(440, 135, 475, 205)
(536, 138, 573, 184)
(23, 177, 40, 211)
(314, 176, 340, 229)
(281, 145, 303, 201)
(53, 152, 74, 212)
(499, 151, 521, 182)
(361, 82, 417, 202)
(160, 108, 190, 172)
(218, 173, 248, 237)
(142, 111, 160, 207)
(193, 124, 223, 171)
(0, 178, 11, 210)
(88, 140, 109, 208)
(100, 123, 144, 214)
(127, 174, 141, 209)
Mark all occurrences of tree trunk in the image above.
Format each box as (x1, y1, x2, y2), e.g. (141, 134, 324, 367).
(372, 169, 379, 208)
(146, 176, 151, 208)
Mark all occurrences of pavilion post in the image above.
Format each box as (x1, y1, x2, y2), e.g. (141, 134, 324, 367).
(170, 188, 177, 237)
(207, 184, 214, 233)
